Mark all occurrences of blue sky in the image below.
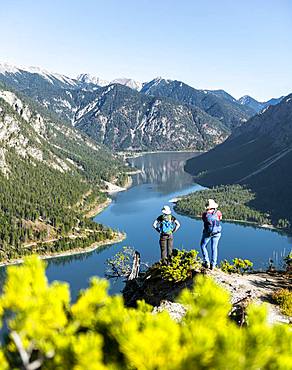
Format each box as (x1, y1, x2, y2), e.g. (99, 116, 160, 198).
(0, 0, 291, 100)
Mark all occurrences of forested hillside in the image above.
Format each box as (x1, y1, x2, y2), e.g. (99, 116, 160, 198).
(0, 85, 126, 261)
(175, 185, 272, 226)
(185, 94, 292, 228)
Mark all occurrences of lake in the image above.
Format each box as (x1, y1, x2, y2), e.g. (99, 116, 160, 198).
(35, 152, 292, 299)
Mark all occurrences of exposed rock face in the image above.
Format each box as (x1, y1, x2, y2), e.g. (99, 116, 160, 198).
(0, 86, 117, 177)
(74, 84, 229, 151)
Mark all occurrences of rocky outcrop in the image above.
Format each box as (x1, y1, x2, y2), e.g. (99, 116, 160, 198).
(123, 265, 291, 325)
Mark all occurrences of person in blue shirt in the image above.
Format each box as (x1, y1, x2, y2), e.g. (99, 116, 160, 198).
(153, 205, 181, 260)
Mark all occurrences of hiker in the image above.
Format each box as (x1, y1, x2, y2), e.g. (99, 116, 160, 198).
(153, 205, 181, 260)
(200, 199, 222, 269)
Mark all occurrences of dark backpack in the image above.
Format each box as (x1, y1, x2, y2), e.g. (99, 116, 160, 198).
(206, 211, 222, 236)
(160, 215, 174, 234)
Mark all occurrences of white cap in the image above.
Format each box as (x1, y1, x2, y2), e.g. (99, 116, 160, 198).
(161, 205, 171, 215)
(205, 199, 218, 210)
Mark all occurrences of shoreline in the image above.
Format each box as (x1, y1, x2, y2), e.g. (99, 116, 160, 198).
(118, 150, 204, 160)
(0, 232, 126, 268)
(0, 178, 131, 268)
(85, 197, 112, 218)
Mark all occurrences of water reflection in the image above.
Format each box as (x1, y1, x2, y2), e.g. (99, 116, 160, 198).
(128, 152, 200, 194)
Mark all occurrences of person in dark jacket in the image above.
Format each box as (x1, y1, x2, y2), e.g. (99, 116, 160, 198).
(153, 205, 181, 260)
(200, 199, 222, 269)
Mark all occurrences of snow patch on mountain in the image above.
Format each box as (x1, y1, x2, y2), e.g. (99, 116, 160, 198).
(0, 62, 77, 87)
(111, 78, 143, 91)
(76, 73, 109, 86)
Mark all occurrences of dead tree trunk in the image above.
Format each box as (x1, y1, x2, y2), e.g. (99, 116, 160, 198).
(128, 251, 140, 280)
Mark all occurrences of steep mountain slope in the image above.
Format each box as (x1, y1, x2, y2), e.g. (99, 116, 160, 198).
(141, 78, 255, 129)
(206, 89, 237, 103)
(74, 83, 230, 151)
(0, 84, 125, 260)
(185, 94, 292, 226)
(238, 95, 284, 113)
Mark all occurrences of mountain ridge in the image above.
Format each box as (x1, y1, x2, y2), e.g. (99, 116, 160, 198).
(141, 78, 255, 129)
(238, 95, 284, 113)
(73, 83, 230, 151)
(184, 93, 292, 227)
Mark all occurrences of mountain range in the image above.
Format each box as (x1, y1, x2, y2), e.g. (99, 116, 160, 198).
(0, 60, 291, 244)
(185, 94, 292, 227)
(0, 62, 283, 152)
(73, 83, 229, 151)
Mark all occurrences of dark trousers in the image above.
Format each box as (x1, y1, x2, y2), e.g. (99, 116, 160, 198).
(160, 234, 173, 259)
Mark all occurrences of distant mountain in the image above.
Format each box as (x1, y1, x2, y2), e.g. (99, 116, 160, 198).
(141, 78, 255, 129)
(74, 83, 230, 151)
(0, 62, 78, 89)
(76, 73, 109, 87)
(76, 74, 142, 91)
(206, 89, 237, 103)
(111, 78, 143, 91)
(1, 62, 284, 154)
(0, 62, 91, 124)
(185, 94, 292, 226)
(238, 95, 284, 113)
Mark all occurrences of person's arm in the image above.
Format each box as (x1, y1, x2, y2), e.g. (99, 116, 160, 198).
(217, 210, 222, 220)
(153, 218, 161, 233)
(173, 219, 181, 232)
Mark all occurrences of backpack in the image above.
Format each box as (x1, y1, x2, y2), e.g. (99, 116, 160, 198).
(206, 211, 222, 236)
(160, 215, 174, 234)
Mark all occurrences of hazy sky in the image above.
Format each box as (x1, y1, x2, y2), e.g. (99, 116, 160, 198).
(0, 0, 291, 100)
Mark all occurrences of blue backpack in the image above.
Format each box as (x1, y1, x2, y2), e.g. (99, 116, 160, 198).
(206, 211, 222, 236)
(160, 215, 174, 234)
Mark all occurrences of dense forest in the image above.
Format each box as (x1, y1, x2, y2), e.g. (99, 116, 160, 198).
(174, 185, 290, 228)
(0, 87, 127, 262)
(0, 149, 119, 261)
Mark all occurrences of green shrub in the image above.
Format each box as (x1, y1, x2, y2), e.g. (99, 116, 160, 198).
(158, 249, 201, 282)
(272, 289, 292, 316)
(284, 251, 292, 272)
(106, 246, 135, 277)
(0, 256, 291, 369)
(220, 258, 253, 274)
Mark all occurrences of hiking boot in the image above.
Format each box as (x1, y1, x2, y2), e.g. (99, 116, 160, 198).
(210, 264, 216, 270)
(202, 262, 210, 269)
